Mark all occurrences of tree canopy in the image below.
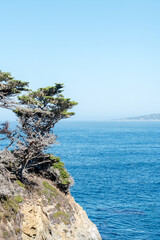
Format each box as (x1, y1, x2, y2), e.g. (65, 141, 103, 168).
(0, 70, 29, 108)
(14, 83, 77, 133)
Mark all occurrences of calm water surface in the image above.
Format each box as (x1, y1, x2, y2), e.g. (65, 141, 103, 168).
(53, 121, 160, 240)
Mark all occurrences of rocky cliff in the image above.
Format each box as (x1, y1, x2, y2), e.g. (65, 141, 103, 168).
(0, 170, 102, 240)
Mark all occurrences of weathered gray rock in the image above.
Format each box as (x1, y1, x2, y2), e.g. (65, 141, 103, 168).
(0, 165, 14, 197)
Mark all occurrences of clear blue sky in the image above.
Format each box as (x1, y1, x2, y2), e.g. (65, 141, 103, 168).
(0, 0, 160, 121)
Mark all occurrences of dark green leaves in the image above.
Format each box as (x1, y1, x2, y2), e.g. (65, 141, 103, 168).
(0, 71, 29, 99)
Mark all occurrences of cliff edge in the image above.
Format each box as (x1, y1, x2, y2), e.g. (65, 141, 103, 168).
(0, 169, 102, 240)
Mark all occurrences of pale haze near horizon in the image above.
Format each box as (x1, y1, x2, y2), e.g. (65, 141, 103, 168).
(0, 0, 160, 121)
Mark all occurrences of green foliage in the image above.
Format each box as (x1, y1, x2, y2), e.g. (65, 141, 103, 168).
(43, 181, 57, 192)
(54, 210, 70, 225)
(14, 195, 23, 203)
(42, 181, 58, 202)
(0, 71, 29, 99)
(53, 160, 70, 185)
(53, 162, 65, 169)
(1, 197, 19, 214)
(15, 83, 78, 132)
(49, 155, 60, 161)
(16, 180, 25, 188)
(40, 154, 71, 193)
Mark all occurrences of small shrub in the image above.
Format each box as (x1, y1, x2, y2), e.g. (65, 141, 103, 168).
(53, 161, 70, 185)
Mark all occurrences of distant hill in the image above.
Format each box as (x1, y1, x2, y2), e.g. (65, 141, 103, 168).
(118, 113, 160, 121)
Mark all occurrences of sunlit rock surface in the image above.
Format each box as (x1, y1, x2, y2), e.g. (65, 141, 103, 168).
(0, 173, 102, 240)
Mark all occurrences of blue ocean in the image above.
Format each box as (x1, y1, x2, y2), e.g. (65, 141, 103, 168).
(53, 121, 160, 240)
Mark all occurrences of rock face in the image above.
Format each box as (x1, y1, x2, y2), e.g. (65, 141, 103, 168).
(22, 195, 100, 240)
(0, 174, 102, 240)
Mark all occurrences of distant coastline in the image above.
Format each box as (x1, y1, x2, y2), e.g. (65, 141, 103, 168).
(116, 119, 160, 122)
(116, 113, 160, 121)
